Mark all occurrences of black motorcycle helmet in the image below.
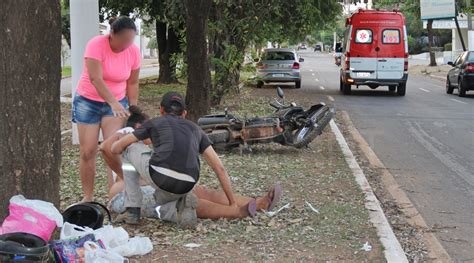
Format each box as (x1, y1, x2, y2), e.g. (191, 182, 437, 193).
(62, 202, 111, 230)
(0, 232, 51, 262)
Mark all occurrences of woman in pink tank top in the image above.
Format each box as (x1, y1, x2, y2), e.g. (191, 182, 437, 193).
(72, 16, 141, 202)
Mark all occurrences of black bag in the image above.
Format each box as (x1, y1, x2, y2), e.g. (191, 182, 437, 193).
(0, 232, 52, 262)
(62, 202, 111, 230)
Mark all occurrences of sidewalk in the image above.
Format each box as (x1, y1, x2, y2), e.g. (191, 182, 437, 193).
(408, 63, 451, 82)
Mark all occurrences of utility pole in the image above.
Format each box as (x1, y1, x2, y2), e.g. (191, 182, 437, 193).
(70, 0, 99, 144)
(467, 0, 473, 51)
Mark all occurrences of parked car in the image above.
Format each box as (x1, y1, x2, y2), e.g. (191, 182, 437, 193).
(340, 9, 409, 96)
(314, 44, 322, 52)
(256, 48, 304, 89)
(298, 44, 307, 50)
(446, 51, 474, 97)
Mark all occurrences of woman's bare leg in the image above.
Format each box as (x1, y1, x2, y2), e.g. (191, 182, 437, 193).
(193, 185, 271, 211)
(77, 124, 101, 202)
(109, 177, 148, 200)
(101, 116, 125, 189)
(108, 178, 124, 199)
(196, 199, 250, 219)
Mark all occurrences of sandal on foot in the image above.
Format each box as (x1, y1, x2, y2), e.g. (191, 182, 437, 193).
(247, 199, 257, 217)
(267, 182, 282, 211)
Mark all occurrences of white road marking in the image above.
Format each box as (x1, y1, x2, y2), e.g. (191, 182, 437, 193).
(327, 95, 335, 102)
(419, 88, 430, 93)
(451, 98, 468, 104)
(320, 86, 325, 90)
(314, 78, 319, 82)
(309, 69, 313, 72)
(311, 73, 315, 76)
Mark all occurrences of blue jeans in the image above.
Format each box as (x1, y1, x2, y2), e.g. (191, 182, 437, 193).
(72, 94, 128, 125)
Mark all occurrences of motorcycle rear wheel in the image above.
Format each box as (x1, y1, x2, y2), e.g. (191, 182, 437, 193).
(292, 106, 333, 148)
(207, 129, 230, 144)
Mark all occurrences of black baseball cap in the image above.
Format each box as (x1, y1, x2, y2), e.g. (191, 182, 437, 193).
(161, 92, 185, 114)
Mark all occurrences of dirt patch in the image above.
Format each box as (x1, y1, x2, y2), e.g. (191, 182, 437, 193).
(60, 80, 384, 261)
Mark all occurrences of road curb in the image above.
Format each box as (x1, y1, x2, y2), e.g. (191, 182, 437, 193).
(329, 119, 408, 262)
(338, 112, 453, 262)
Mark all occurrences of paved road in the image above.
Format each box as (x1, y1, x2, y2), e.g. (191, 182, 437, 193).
(60, 66, 159, 96)
(285, 51, 473, 260)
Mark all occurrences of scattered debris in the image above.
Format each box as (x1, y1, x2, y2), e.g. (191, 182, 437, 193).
(184, 243, 202, 249)
(305, 201, 320, 214)
(265, 203, 290, 217)
(361, 241, 372, 252)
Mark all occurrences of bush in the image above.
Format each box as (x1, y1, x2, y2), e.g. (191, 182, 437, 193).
(444, 43, 452, 51)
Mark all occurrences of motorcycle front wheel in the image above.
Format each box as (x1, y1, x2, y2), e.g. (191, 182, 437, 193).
(292, 106, 333, 148)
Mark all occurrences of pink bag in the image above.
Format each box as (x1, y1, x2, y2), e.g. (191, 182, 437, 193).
(0, 195, 62, 241)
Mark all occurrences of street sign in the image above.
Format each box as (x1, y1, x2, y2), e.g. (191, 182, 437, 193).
(420, 0, 455, 20)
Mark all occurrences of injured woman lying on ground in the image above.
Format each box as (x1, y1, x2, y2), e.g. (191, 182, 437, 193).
(99, 93, 281, 228)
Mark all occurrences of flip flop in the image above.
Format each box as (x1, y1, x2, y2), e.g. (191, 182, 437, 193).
(267, 182, 282, 211)
(247, 199, 257, 217)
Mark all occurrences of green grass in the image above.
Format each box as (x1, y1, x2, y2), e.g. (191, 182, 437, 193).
(139, 78, 187, 98)
(62, 66, 71, 78)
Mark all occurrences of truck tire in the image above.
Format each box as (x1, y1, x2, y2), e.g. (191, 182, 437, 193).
(342, 82, 351, 95)
(397, 83, 406, 96)
(257, 81, 264, 89)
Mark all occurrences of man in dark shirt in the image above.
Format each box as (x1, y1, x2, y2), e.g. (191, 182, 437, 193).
(111, 92, 281, 227)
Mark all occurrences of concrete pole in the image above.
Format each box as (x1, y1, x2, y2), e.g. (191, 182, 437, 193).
(70, 0, 99, 144)
(467, 0, 474, 51)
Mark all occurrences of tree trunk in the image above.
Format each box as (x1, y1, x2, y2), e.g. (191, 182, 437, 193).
(184, 0, 212, 122)
(156, 21, 180, 84)
(0, 0, 62, 220)
(427, 19, 437, 67)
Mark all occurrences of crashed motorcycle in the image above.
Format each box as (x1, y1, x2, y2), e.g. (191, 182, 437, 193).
(198, 87, 334, 151)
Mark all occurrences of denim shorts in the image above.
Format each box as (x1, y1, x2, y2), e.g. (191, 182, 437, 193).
(72, 94, 129, 125)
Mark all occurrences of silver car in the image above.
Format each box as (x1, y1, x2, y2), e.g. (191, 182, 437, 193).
(256, 48, 304, 89)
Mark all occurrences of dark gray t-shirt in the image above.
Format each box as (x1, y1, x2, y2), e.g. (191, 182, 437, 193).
(132, 115, 212, 182)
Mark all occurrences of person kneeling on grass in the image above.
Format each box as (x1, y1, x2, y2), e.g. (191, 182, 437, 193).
(99, 105, 151, 199)
(110, 92, 281, 228)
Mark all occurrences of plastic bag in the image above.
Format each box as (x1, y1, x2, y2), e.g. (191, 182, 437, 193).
(84, 241, 126, 263)
(93, 225, 129, 249)
(51, 233, 105, 263)
(9, 195, 63, 226)
(110, 236, 153, 257)
(59, 223, 152, 258)
(60, 222, 95, 240)
(0, 195, 63, 241)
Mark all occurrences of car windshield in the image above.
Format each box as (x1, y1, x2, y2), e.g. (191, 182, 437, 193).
(262, 51, 295, 61)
